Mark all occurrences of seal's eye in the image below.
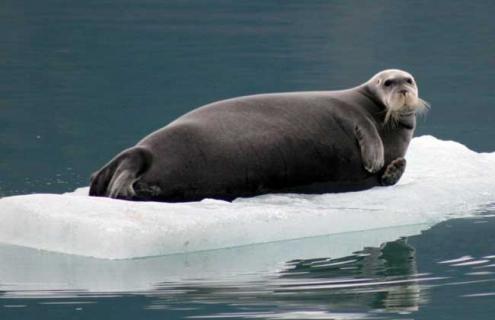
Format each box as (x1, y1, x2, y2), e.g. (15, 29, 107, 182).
(384, 80, 393, 87)
(406, 78, 413, 84)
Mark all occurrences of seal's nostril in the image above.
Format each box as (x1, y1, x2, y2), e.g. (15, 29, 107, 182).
(399, 89, 408, 95)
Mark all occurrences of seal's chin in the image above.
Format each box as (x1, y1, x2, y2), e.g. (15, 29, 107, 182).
(384, 92, 429, 124)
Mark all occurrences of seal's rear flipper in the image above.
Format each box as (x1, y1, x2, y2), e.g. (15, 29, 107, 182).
(89, 147, 153, 199)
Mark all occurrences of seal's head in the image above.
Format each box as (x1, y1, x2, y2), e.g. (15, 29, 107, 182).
(367, 69, 429, 124)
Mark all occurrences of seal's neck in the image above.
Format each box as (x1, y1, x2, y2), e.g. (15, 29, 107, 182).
(354, 85, 388, 123)
(359, 85, 385, 109)
(395, 112, 416, 130)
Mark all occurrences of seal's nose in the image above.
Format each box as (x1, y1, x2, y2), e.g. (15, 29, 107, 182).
(399, 89, 408, 95)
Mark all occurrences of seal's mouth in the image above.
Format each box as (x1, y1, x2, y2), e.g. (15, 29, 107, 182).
(384, 89, 430, 124)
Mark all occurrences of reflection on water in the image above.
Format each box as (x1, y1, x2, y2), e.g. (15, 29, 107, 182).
(280, 240, 423, 313)
(159, 239, 426, 318)
(1, 216, 495, 319)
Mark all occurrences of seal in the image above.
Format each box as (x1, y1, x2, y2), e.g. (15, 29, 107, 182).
(89, 69, 428, 202)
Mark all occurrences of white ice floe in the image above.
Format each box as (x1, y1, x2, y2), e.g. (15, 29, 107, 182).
(0, 135, 494, 260)
(0, 224, 427, 292)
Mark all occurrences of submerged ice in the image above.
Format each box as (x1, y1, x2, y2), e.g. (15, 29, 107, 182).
(0, 135, 494, 259)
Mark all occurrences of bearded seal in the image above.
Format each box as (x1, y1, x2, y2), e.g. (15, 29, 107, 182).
(89, 69, 428, 202)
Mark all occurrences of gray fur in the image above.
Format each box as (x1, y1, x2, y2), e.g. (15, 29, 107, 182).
(90, 70, 425, 202)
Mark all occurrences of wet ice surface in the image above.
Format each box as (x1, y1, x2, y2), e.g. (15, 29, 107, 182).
(1, 136, 495, 259)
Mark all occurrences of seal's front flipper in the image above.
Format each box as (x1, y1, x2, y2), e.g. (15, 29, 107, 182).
(89, 147, 153, 199)
(354, 120, 384, 174)
(381, 158, 406, 186)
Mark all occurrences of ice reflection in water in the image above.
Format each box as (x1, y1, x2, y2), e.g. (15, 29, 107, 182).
(143, 232, 495, 319)
(2, 218, 495, 319)
(145, 239, 433, 319)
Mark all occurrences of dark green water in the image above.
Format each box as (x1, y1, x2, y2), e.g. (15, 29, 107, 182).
(1, 0, 495, 319)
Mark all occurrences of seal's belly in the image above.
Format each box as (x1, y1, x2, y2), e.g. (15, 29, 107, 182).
(140, 118, 371, 199)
